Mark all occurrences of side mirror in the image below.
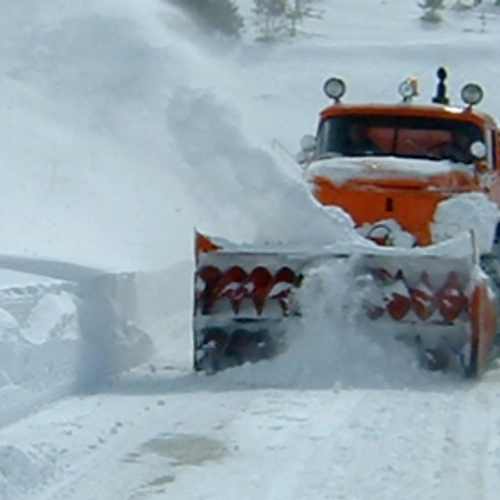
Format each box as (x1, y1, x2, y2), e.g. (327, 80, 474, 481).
(300, 134, 317, 153)
(297, 134, 317, 167)
(295, 150, 309, 165)
(470, 140, 487, 160)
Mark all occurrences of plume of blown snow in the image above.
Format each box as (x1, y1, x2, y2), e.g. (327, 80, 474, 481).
(166, 87, 362, 247)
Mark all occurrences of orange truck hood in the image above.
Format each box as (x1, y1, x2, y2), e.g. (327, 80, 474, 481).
(305, 157, 480, 246)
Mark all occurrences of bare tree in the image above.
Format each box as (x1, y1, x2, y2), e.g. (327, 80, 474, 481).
(253, 0, 289, 41)
(253, 0, 323, 41)
(287, 0, 323, 37)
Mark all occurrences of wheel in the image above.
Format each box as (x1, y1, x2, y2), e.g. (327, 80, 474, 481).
(193, 328, 229, 375)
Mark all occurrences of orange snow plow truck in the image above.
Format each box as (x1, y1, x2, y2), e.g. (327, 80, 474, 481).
(194, 68, 500, 377)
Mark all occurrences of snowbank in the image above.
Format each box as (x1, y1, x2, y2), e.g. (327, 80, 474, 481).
(432, 192, 500, 254)
(0, 281, 81, 427)
(0, 445, 53, 500)
(0, 267, 159, 427)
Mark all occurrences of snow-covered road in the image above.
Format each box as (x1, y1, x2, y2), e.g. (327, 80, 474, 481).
(4, 346, 500, 500)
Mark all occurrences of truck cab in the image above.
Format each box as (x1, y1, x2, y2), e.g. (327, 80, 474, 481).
(299, 72, 500, 247)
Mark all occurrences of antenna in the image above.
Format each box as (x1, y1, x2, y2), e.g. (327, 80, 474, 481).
(432, 67, 449, 105)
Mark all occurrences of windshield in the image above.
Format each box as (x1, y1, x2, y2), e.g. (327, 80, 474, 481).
(317, 115, 484, 164)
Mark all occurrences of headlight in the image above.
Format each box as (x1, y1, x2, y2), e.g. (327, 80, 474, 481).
(323, 77, 346, 102)
(461, 83, 484, 106)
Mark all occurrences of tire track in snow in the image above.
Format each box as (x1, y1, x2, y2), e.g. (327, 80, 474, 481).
(434, 383, 497, 500)
(173, 389, 370, 500)
(33, 384, 273, 500)
(435, 388, 473, 499)
(35, 393, 231, 500)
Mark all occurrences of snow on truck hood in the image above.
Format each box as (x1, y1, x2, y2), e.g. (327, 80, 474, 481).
(305, 156, 471, 185)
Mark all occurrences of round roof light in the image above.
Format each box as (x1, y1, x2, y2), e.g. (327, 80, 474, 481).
(398, 77, 419, 101)
(461, 83, 484, 106)
(323, 77, 346, 102)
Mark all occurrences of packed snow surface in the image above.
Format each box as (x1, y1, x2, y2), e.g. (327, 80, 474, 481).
(1, 0, 500, 499)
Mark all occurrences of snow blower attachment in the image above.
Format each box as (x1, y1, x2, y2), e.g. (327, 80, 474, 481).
(194, 233, 305, 374)
(193, 68, 500, 377)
